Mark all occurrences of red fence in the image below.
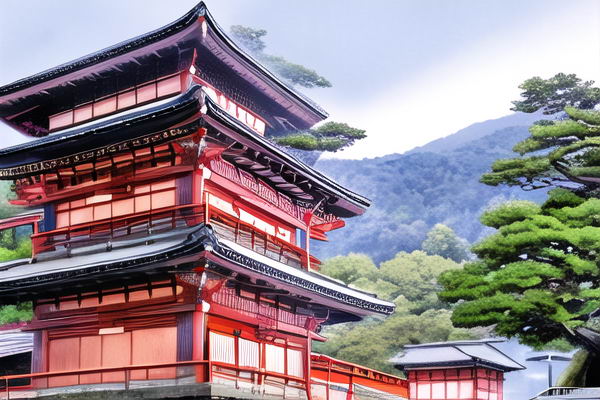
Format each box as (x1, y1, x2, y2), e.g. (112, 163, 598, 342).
(0, 356, 409, 399)
(31, 204, 204, 256)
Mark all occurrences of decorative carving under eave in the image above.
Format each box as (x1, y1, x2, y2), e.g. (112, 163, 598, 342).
(0, 121, 201, 179)
(210, 240, 395, 316)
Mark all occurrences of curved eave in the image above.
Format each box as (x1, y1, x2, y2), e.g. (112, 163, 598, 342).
(0, 225, 211, 304)
(0, 86, 204, 179)
(210, 236, 394, 318)
(0, 4, 203, 98)
(0, 2, 326, 135)
(200, 6, 328, 121)
(203, 96, 371, 216)
(393, 360, 525, 373)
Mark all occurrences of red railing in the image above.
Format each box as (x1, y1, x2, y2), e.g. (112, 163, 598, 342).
(209, 361, 306, 398)
(31, 204, 204, 256)
(210, 286, 311, 329)
(209, 211, 320, 271)
(310, 354, 409, 399)
(0, 360, 205, 399)
(0, 357, 408, 400)
(0, 360, 309, 400)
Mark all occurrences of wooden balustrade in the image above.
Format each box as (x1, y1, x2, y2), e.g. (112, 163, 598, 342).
(31, 204, 204, 256)
(0, 356, 408, 399)
(0, 360, 308, 399)
(209, 212, 320, 271)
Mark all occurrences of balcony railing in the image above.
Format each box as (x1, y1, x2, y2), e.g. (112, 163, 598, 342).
(211, 286, 312, 330)
(0, 357, 408, 400)
(31, 204, 204, 257)
(209, 212, 319, 271)
(0, 360, 306, 400)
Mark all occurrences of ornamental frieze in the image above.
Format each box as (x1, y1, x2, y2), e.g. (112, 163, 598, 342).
(0, 122, 200, 179)
(213, 244, 395, 315)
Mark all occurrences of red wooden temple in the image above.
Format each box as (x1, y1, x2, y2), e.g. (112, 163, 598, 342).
(0, 3, 406, 399)
(391, 340, 525, 400)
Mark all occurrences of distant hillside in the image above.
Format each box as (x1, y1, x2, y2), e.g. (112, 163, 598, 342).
(407, 112, 542, 155)
(313, 116, 547, 263)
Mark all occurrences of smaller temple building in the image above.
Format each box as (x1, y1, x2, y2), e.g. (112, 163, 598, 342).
(391, 340, 524, 400)
(0, 322, 33, 392)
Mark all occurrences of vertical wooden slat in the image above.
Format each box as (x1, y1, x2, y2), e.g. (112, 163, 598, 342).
(31, 331, 47, 389)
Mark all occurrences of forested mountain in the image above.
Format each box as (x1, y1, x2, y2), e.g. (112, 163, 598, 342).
(406, 111, 542, 154)
(313, 112, 548, 263)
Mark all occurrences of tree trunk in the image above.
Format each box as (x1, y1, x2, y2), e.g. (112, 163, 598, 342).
(557, 350, 600, 386)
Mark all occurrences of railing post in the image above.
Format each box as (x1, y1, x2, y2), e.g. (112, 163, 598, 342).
(326, 360, 331, 400)
(5, 377, 9, 400)
(125, 368, 130, 391)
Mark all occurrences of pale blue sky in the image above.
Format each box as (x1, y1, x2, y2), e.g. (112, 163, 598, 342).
(1, 1, 599, 158)
(0, 2, 592, 398)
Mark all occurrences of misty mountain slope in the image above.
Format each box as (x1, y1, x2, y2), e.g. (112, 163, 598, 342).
(407, 112, 542, 155)
(313, 120, 546, 263)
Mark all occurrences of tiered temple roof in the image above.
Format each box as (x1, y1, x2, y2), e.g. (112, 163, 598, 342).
(0, 3, 402, 399)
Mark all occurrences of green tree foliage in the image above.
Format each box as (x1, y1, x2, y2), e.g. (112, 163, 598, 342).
(230, 25, 331, 88)
(314, 124, 546, 262)
(319, 253, 377, 284)
(422, 224, 470, 262)
(0, 237, 33, 325)
(439, 189, 600, 348)
(273, 122, 366, 153)
(315, 251, 475, 374)
(0, 239, 31, 262)
(0, 181, 17, 219)
(0, 302, 32, 325)
(448, 74, 600, 385)
(482, 108, 600, 192)
(511, 73, 600, 115)
(0, 182, 33, 325)
(0, 228, 16, 250)
(229, 25, 267, 54)
(230, 25, 365, 152)
(482, 74, 600, 193)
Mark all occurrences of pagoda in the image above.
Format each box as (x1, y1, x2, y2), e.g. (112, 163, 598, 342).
(0, 3, 405, 399)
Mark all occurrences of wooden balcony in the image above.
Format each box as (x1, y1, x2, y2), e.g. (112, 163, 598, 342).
(30, 204, 204, 258)
(209, 212, 320, 272)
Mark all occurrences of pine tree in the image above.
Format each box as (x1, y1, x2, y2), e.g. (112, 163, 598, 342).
(443, 73, 600, 385)
(481, 107, 600, 192)
(482, 74, 600, 194)
(230, 25, 366, 153)
(439, 190, 600, 347)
